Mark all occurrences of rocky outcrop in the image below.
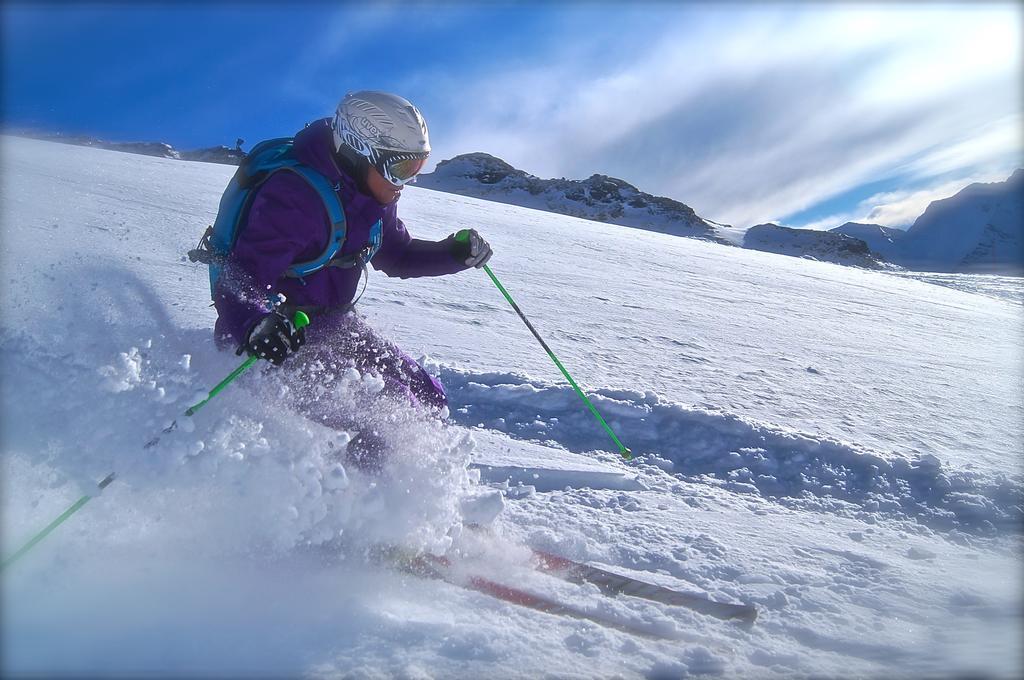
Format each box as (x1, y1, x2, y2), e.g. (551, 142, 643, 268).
(743, 223, 890, 269)
(416, 153, 729, 244)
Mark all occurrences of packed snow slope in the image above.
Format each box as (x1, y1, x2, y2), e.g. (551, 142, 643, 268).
(1, 136, 1022, 679)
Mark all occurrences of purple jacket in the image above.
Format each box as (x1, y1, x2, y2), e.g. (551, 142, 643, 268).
(214, 118, 467, 346)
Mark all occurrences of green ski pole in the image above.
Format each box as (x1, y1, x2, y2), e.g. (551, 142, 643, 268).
(456, 231, 631, 460)
(1, 311, 310, 572)
(0, 473, 116, 572)
(145, 310, 310, 446)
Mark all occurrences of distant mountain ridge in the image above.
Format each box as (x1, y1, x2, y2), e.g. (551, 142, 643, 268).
(415, 153, 732, 245)
(420, 153, 1023, 275)
(827, 172, 1024, 274)
(830, 222, 906, 261)
(9, 129, 246, 165)
(11, 130, 1022, 274)
(897, 170, 1023, 274)
(415, 153, 888, 268)
(743, 223, 891, 269)
(746, 171, 1022, 275)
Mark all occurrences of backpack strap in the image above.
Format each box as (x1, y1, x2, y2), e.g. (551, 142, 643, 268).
(190, 136, 383, 298)
(232, 138, 355, 279)
(277, 165, 352, 279)
(324, 218, 383, 272)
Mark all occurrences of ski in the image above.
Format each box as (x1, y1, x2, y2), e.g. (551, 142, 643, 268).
(460, 524, 757, 623)
(379, 546, 685, 642)
(529, 548, 758, 623)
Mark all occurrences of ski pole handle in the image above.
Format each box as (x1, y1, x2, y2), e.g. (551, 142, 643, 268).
(185, 310, 310, 416)
(457, 231, 631, 460)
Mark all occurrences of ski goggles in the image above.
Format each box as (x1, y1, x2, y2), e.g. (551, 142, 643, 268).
(374, 150, 428, 186)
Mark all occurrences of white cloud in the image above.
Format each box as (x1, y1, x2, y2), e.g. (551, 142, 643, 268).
(897, 114, 1023, 181)
(423, 4, 1021, 227)
(863, 182, 973, 227)
(794, 170, 1014, 232)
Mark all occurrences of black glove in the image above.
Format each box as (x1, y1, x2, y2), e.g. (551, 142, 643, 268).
(451, 229, 493, 268)
(243, 311, 306, 365)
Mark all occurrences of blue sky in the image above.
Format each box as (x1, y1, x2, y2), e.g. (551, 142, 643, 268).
(2, 2, 1020, 230)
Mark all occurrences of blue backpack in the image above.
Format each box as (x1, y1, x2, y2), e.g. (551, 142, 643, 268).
(189, 137, 382, 299)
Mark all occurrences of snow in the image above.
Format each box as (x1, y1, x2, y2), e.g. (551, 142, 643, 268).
(2, 135, 1022, 678)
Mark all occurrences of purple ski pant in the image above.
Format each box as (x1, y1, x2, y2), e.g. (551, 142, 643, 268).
(273, 309, 447, 434)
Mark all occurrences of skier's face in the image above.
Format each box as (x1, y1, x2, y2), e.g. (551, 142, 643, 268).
(366, 164, 403, 205)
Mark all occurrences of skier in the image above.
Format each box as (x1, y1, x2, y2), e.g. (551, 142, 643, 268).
(212, 91, 492, 470)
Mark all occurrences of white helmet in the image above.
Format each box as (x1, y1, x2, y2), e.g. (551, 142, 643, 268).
(332, 91, 430, 186)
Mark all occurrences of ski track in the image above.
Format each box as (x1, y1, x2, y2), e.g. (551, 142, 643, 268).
(439, 367, 1023, 535)
(2, 136, 1022, 679)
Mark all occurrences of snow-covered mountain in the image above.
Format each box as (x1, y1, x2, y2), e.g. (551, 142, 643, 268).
(743, 223, 891, 269)
(828, 172, 1024, 274)
(14, 129, 1022, 274)
(420, 153, 1023, 275)
(415, 152, 732, 244)
(2, 136, 1022, 679)
(830, 222, 906, 261)
(898, 170, 1024, 274)
(20, 128, 1020, 275)
(8, 129, 246, 165)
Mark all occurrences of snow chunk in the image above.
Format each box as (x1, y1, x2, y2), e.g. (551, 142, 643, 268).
(360, 372, 385, 394)
(323, 463, 350, 491)
(685, 647, 727, 675)
(907, 546, 937, 560)
(97, 347, 144, 392)
(460, 488, 505, 526)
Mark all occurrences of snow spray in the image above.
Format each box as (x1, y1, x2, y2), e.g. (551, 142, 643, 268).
(0, 312, 311, 572)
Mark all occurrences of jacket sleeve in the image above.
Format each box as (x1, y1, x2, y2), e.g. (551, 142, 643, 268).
(370, 212, 469, 279)
(213, 173, 324, 346)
